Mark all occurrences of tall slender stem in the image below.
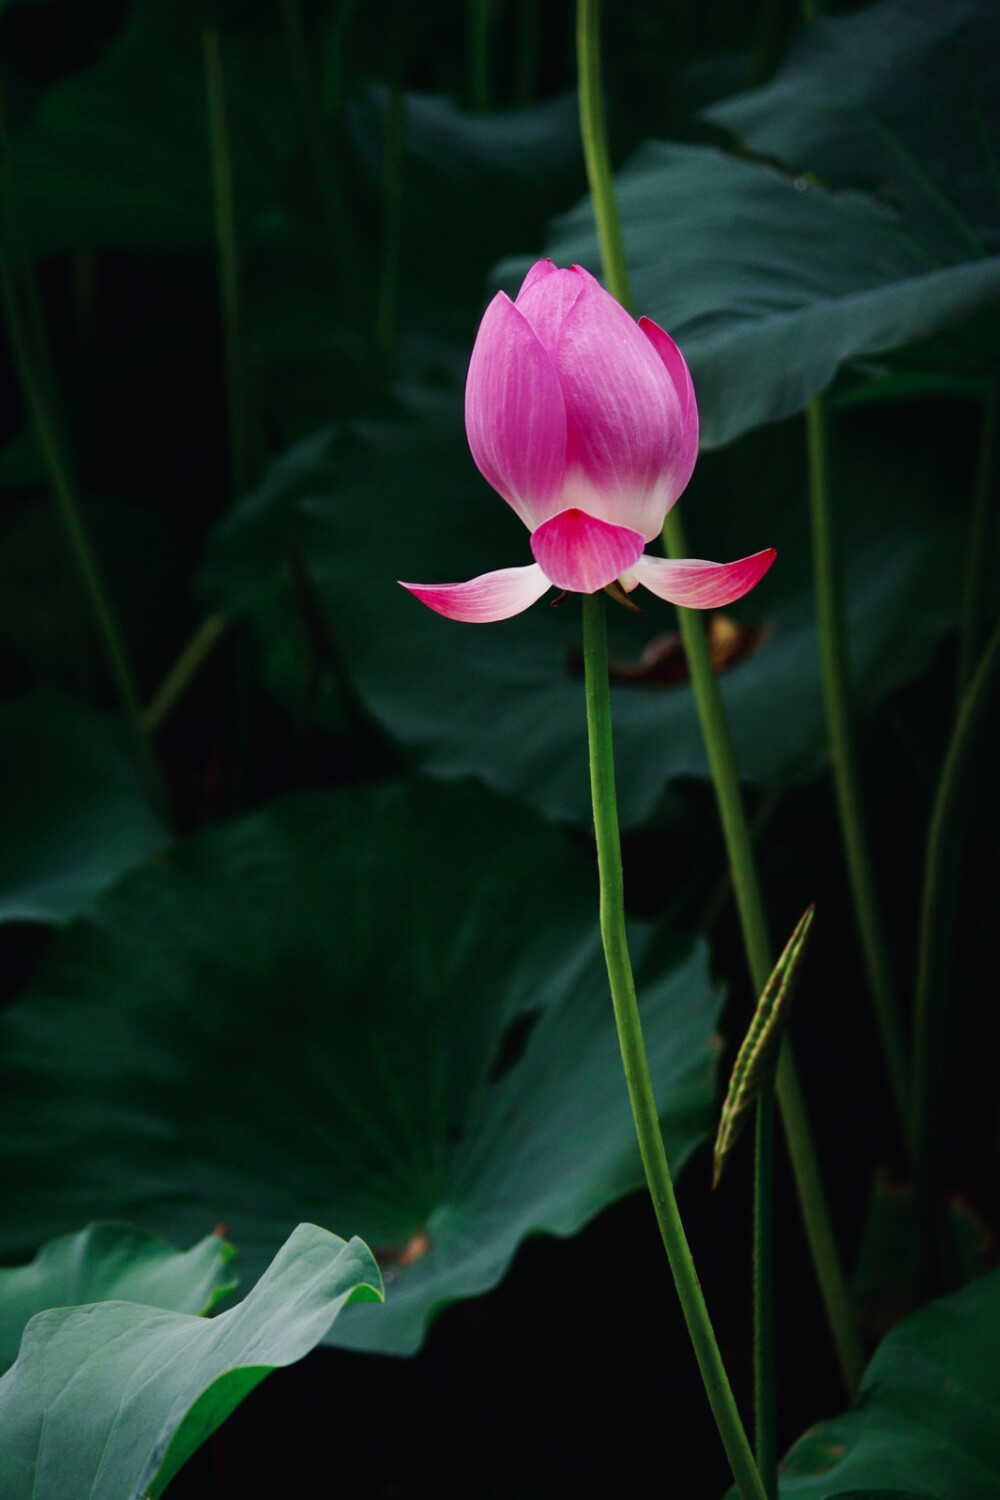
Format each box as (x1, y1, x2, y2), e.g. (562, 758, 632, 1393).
(375, 84, 405, 373)
(203, 29, 253, 500)
(468, 0, 492, 112)
(912, 614, 1000, 1288)
(582, 594, 766, 1500)
(576, 0, 863, 1399)
(957, 378, 999, 701)
(0, 113, 162, 810)
(806, 397, 910, 1139)
(753, 1084, 777, 1500)
(142, 614, 229, 734)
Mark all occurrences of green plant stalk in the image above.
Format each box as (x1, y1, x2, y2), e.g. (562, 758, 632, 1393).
(142, 614, 229, 734)
(0, 118, 162, 811)
(469, 0, 492, 112)
(582, 594, 766, 1500)
(375, 84, 405, 373)
(957, 378, 999, 701)
(806, 397, 910, 1138)
(912, 613, 1000, 1286)
(577, 0, 863, 1400)
(203, 29, 253, 501)
(753, 1084, 777, 1500)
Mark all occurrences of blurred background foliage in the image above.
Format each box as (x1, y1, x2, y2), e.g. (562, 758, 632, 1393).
(0, 0, 998, 1495)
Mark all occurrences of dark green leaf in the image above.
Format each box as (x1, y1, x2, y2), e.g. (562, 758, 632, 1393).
(202, 384, 971, 827)
(521, 0, 1000, 447)
(0, 780, 721, 1354)
(0, 1222, 236, 1374)
(0, 1223, 381, 1499)
(778, 1270, 1000, 1499)
(0, 689, 167, 924)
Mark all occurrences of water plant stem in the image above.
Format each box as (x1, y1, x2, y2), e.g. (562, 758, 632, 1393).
(806, 396, 910, 1139)
(912, 613, 1000, 1287)
(957, 378, 999, 701)
(203, 29, 253, 500)
(469, 0, 492, 111)
(582, 593, 766, 1500)
(143, 614, 229, 734)
(753, 1084, 777, 1499)
(576, 0, 863, 1399)
(0, 114, 162, 811)
(375, 84, 405, 373)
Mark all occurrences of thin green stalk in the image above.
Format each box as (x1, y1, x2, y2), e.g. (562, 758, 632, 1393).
(280, 0, 368, 347)
(582, 594, 766, 1500)
(576, 0, 862, 1397)
(375, 84, 405, 373)
(806, 396, 910, 1139)
(203, 29, 255, 500)
(142, 614, 229, 734)
(469, 0, 492, 112)
(912, 613, 1000, 1289)
(667, 509, 864, 1397)
(753, 1084, 777, 1500)
(957, 378, 999, 701)
(576, 0, 630, 309)
(0, 115, 162, 810)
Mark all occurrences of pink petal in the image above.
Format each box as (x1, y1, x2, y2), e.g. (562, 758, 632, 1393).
(550, 279, 687, 539)
(530, 508, 645, 594)
(399, 564, 551, 623)
(516, 259, 557, 296)
(639, 317, 699, 502)
(515, 263, 590, 351)
(630, 549, 776, 608)
(465, 293, 567, 531)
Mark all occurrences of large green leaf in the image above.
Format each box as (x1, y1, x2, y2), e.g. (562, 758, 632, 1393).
(0, 1222, 237, 1375)
(524, 0, 1000, 447)
(202, 383, 970, 827)
(777, 1269, 1000, 1499)
(0, 780, 721, 1354)
(0, 1223, 381, 1500)
(0, 689, 167, 924)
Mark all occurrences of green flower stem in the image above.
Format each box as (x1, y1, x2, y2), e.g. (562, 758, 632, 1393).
(806, 397, 910, 1140)
(469, 0, 492, 112)
(582, 594, 766, 1500)
(912, 613, 1000, 1288)
(753, 1084, 777, 1500)
(203, 28, 254, 501)
(957, 378, 999, 701)
(0, 114, 163, 813)
(577, 0, 863, 1401)
(142, 614, 229, 734)
(375, 84, 406, 373)
(665, 506, 864, 1399)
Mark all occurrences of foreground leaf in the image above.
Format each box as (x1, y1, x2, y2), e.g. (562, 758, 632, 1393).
(0, 1223, 381, 1500)
(778, 1269, 1000, 1499)
(0, 689, 167, 924)
(0, 780, 720, 1354)
(526, 0, 1000, 447)
(0, 1222, 236, 1375)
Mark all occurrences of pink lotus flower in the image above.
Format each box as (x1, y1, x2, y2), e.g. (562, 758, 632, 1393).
(400, 260, 774, 622)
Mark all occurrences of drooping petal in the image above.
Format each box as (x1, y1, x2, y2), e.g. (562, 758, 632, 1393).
(630, 549, 776, 608)
(550, 278, 686, 540)
(639, 317, 699, 504)
(399, 564, 551, 623)
(530, 508, 645, 594)
(465, 293, 567, 530)
(514, 262, 590, 351)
